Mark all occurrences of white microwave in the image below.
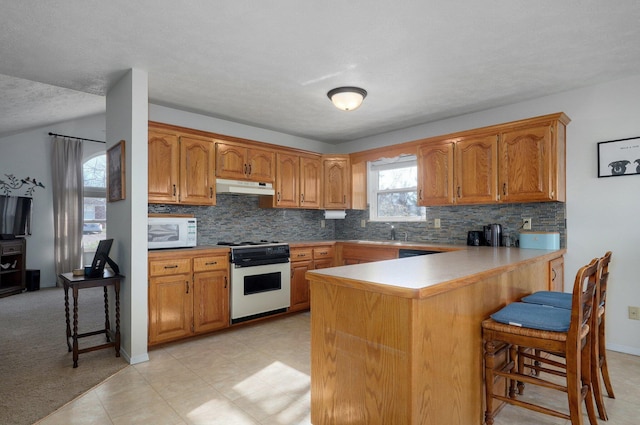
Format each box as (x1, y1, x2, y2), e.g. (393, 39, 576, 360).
(148, 217, 197, 249)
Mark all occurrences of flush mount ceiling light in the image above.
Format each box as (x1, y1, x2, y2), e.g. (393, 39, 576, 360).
(327, 86, 367, 111)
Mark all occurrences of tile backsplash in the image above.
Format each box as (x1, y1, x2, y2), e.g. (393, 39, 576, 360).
(337, 202, 566, 247)
(149, 196, 566, 247)
(149, 194, 335, 244)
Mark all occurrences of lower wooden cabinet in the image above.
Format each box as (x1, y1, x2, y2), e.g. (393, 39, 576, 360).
(192, 270, 228, 333)
(290, 244, 334, 312)
(148, 273, 193, 344)
(339, 244, 398, 265)
(148, 249, 229, 346)
(549, 256, 564, 292)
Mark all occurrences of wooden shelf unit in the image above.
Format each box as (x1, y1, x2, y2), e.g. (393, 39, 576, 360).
(0, 238, 26, 297)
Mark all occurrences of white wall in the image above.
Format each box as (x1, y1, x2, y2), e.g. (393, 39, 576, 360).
(0, 113, 106, 287)
(149, 104, 333, 154)
(105, 69, 150, 364)
(342, 75, 640, 355)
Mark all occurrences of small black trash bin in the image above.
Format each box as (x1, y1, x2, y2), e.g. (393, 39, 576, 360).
(25, 269, 40, 291)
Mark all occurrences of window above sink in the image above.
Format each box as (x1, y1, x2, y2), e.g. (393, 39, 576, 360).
(368, 154, 426, 222)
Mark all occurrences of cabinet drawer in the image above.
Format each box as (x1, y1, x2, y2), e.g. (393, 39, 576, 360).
(313, 247, 334, 260)
(290, 248, 313, 262)
(149, 258, 191, 276)
(1, 243, 23, 255)
(193, 255, 228, 272)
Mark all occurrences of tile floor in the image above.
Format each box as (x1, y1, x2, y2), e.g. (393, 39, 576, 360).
(36, 312, 639, 425)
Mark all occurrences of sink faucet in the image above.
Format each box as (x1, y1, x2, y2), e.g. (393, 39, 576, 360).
(390, 225, 396, 240)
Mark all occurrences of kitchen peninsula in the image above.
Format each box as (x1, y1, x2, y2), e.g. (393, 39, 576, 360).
(305, 246, 565, 425)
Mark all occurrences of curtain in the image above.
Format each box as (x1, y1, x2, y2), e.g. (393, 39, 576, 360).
(52, 137, 84, 283)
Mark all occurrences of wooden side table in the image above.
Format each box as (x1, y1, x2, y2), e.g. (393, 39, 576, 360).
(58, 270, 123, 368)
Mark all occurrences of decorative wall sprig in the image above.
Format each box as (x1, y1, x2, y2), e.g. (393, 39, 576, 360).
(0, 174, 46, 196)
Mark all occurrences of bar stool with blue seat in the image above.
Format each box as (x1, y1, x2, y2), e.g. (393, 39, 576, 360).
(521, 251, 613, 420)
(482, 257, 600, 425)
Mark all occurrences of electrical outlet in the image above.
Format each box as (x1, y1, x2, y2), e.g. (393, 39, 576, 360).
(434, 218, 441, 229)
(320, 219, 326, 229)
(360, 219, 367, 228)
(522, 218, 532, 230)
(629, 306, 640, 320)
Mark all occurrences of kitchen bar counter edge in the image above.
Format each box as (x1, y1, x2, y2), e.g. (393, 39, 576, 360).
(305, 245, 565, 299)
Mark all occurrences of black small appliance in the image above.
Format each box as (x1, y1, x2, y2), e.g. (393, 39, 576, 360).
(467, 231, 484, 246)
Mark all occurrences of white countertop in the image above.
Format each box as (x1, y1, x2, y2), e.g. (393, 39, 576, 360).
(306, 246, 565, 299)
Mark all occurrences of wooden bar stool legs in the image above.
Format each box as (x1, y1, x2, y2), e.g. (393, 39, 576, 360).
(483, 258, 600, 425)
(519, 250, 615, 421)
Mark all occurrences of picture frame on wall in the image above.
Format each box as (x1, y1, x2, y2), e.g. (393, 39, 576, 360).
(107, 140, 126, 202)
(597, 136, 640, 178)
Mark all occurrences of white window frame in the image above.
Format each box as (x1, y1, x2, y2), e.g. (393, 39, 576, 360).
(368, 155, 425, 222)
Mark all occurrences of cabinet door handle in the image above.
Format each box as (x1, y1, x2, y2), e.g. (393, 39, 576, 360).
(300, 193, 304, 204)
(552, 269, 557, 281)
(164, 265, 179, 269)
(419, 189, 423, 201)
(343, 195, 346, 204)
(248, 164, 252, 175)
(277, 192, 281, 202)
(210, 187, 213, 198)
(186, 281, 190, 294)
(457, 186, 461, 198)
(244, 164, 248, 175)
(503, 183, 507, 195)
(205, 261, 217, 266)
(172, 184, 177, 196)
(224, 276, 228, 288)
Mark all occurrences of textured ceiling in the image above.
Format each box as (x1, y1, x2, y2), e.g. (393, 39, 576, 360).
(1, 1, 640, 143)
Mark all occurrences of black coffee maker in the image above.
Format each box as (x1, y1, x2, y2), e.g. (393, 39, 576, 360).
(483, 224, 503, 246)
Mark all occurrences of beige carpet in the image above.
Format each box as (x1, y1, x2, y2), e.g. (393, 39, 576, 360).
(0, 286, 128, 425)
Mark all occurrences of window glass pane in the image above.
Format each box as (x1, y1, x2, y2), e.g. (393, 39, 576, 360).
(368, 155, 425, 222)
(377, 191, 424, 217)
(83, 156, 106, 188)
(378, 166, 417, 190)
(83, 153, 107, 257)
(82, 196, 106, 252)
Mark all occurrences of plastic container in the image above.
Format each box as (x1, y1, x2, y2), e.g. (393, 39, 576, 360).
(519, 232, 560, 250)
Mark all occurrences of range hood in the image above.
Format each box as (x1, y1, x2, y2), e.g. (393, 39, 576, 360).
(215, 178, 275, 196)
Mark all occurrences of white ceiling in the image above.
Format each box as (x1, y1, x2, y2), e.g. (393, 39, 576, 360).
(1, 1, 640, 144)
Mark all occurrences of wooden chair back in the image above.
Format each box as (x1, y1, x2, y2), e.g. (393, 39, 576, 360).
(597, 251, 612, 310)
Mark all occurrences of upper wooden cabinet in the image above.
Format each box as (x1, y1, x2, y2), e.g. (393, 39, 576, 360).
(215, 141, 275, 182)
(499, 118, 566, 202)
(275, 152, 299, 207)
(300, 155, 322, 208)
(417, 113, 568, 206)
(148, 129, 180, 204)
(262, 152, 322, 209)
(148, 128, 215, 205)
(180, 136, 216, 205)
(417, 141, 455, 206)
(455, 134, 499, 204)
(322, 155, 351, 209)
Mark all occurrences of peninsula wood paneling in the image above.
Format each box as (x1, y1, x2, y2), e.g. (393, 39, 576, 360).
(309, 258, 551, 424)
